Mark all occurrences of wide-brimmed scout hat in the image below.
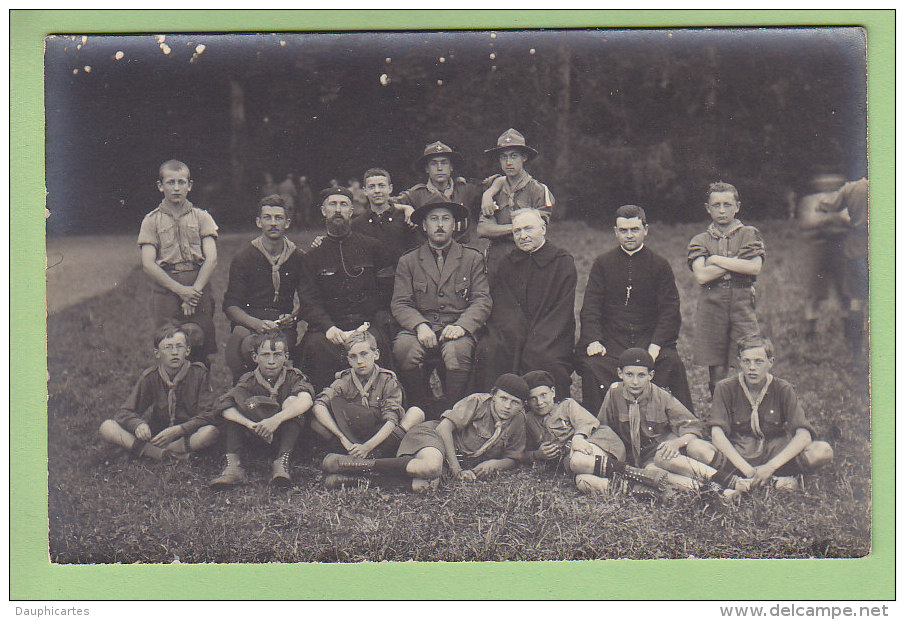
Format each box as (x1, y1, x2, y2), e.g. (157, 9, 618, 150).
(484, 128, 539, 161)
(414, 141, 466, 172)
(410, 200, 470, 226)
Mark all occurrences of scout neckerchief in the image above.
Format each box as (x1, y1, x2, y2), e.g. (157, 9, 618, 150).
(706, 220, 744, 257)
(251, 236, 298, 303)
(426, 178, 455, 200)
(350, 367, 379, 407)
(622, 385, 648, 466)
(158, 199, 195, 263)
(737, 372, 773, 458)
(158, 361, 191, 427)
(254, 367, 288, 401)
(470, 399, 505, 459)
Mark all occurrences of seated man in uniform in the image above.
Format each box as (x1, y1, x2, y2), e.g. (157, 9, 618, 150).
(391, 201, 492, 417)
(707, 335, 834, 492)
(296, 187, 396, 390)
(222, 194, 305, 380)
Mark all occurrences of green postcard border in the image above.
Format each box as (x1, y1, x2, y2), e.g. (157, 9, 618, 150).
(11, 9, 894, 600)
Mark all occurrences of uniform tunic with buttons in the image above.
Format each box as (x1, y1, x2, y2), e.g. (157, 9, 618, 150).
(598, 382, 703, 467)
(351, 207, 417, 306)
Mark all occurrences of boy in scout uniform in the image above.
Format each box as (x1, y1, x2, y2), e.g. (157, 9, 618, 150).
(391, 201, 492, 416)
(598, 348, 742, 498)
(311, 331, 425, 488)
(137, 160, 219, 363)
(394, 141, 483, 243)
(477, 129, 555, 281)
(99, 324, 220, 461)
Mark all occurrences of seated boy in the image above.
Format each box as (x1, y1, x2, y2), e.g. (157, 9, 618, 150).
(311, 331, 425, 469)
(99, 324, 219, 461)
(138, 160, 219, 363)
(520, 370, 667, 495)
(707, 335, 834, 492)
(321, 373, 529, 492)
(687, 182, 765, 394)
(598, 348, 742, 497)
(210, 330, 315, 488)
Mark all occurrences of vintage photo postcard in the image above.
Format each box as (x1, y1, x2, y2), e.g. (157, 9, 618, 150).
(12, 9, 894, 600)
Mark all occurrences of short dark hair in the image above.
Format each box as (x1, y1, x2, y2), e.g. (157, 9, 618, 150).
(363, 168, 392, 186)
(153, 322, 188, 348)
(250, 329, 290, 353)
(158, 159, 191, 181)
(737, 334, 774, 358)
(614, 204, 647, 225)
(258, 194, 288, 217)
(707, 181, 740, 204)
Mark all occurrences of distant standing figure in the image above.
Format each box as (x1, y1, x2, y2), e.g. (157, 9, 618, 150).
(687, 182, 765, 395)
(348, 178, 369, 218)
(278, 172, 298, 222)
(297, 175, 315, 227)
(261, 171, 279, 198)
(817, 177, 869, 352)
(137, 159, 218, 363)
(796, 171, 849, 341)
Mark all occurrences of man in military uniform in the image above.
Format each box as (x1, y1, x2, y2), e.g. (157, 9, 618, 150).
(392, 201, 492, 417)
(296, 187, 395, 389)
(395, 141, 483, 243)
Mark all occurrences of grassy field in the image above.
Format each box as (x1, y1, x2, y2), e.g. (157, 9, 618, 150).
(47, 220, 871, 563)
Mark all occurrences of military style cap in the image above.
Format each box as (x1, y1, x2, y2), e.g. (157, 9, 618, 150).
(409, 200, 470, 226)
(484, 128, 539, 161)
(319, 186, 354, 202)
(618, 347, 654, 370)
(414, 140, 465, 172)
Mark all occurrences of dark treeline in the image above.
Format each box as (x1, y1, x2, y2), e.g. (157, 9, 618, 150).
(45, 28, 866, 234)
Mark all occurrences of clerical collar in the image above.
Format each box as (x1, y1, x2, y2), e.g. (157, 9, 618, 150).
(529, 240, 546, 254)
(621, 244, 644, 256)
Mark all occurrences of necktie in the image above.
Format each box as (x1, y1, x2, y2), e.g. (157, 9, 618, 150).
(435, 249, 445, 274)
(158, 362, 191, 427)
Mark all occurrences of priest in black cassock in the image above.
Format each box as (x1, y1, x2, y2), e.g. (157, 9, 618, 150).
(475, 208, 577, 397)
(578, 204, 694, 416)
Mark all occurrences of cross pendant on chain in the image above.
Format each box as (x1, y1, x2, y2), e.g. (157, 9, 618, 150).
(625, 283, 632, 306)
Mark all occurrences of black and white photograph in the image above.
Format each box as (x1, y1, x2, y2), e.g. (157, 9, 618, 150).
(45, 26, 871, 565)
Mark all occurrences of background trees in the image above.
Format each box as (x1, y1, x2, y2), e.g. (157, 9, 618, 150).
(44, 28, 866, 233)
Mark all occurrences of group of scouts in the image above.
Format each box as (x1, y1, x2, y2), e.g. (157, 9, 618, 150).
(99, 127, 849, 499)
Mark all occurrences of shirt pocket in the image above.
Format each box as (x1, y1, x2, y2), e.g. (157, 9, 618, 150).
(184, 217, 203, 250)
(413, 279, 429, 304)
(158, 220, 179, 255)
